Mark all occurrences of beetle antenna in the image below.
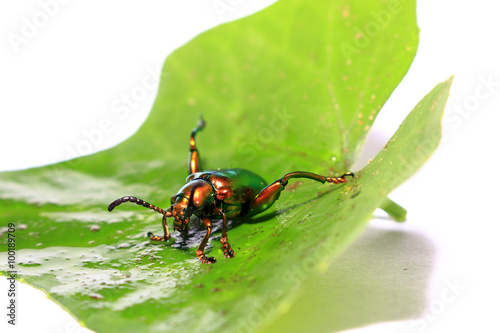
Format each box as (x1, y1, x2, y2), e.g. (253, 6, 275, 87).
(108, 196, 170, 216)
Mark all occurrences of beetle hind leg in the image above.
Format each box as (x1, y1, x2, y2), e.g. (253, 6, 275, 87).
(188, 116, 205, 175)
(247, 171, 354, 216)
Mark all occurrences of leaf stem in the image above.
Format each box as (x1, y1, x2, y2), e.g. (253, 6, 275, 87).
(379, 197, 407, 222)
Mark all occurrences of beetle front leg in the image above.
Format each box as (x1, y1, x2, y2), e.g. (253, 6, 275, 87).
(147, 213, 171, 241)
(220, 211, 235, 258)
(188, 116, 205, 175)
(196, 217, 216, 264)
(107, 196, 172, 242)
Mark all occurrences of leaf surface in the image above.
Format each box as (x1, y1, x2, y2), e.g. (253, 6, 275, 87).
(0, 1, 447, 332)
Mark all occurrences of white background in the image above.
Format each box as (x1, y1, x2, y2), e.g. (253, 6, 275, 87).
(1, 1, 500, 332)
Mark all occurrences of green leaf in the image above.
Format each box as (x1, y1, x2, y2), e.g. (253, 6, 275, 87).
(0, 1, 451, 332)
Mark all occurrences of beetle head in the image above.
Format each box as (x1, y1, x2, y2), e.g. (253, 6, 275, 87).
(171, 179, 215, 231)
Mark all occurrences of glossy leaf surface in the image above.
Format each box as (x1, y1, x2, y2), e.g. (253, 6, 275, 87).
(0, 1, 448, 332)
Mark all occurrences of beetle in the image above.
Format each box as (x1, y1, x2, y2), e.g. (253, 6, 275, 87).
(108, 117, 354, 264)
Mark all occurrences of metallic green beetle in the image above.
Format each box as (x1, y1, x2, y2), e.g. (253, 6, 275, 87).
(108, 118, 354, 264)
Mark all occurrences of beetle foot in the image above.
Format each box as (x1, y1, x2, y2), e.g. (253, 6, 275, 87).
(147, 231, 169, 241)
(196, 249, 216, 264)
(224, 248, 235, 258)
(198, 255, 217, 264)
(220, 237, 235, 258)
(326, 171, 355, 184)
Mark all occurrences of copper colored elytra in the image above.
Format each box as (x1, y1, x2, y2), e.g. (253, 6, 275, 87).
(108, 118, 354, 264)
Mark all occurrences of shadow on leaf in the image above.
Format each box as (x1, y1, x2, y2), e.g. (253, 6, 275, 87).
(262, 225, 435, 332)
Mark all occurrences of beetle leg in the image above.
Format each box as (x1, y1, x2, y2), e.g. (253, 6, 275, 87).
(147, 212, 170, 241)
(220, 210, 235, 258)
(196, 217, 216, 264)
(188, 116, 205, 175)
(247, 171, 354, 216)
(107, 196, 172, 241)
